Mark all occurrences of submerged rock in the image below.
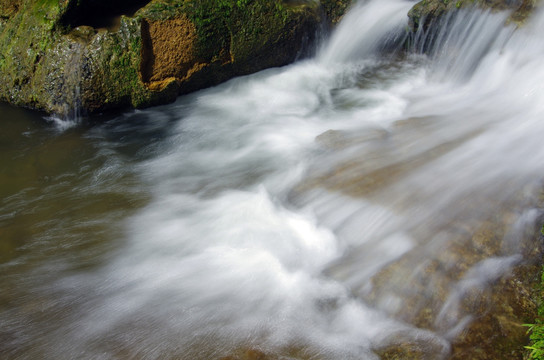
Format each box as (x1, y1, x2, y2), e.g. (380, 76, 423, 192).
(295, 121, 544, 359)
(0, 0, 351, 117)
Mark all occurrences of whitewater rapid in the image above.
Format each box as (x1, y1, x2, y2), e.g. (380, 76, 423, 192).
(2, 0, 544, 359)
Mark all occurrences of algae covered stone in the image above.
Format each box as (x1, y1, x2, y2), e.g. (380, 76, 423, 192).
(0, 0, 352, 117)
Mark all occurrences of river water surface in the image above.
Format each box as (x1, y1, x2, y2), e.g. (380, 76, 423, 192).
(1, 0, 544, 359)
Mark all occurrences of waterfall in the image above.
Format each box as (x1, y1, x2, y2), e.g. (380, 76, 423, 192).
(318, 0, 414, 64)
(45, 40, 85, 129)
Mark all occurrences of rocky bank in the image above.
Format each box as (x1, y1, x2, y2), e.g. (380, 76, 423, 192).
(0, 0, 539, 117)
(0, 0, 351, 116)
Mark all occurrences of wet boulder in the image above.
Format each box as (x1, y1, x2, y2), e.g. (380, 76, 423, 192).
(0, 0, 352, 117)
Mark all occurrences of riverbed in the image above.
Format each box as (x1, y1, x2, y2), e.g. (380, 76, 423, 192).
(1, 1, 544, 359)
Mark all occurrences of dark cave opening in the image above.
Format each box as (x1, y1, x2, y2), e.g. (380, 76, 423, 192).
(60, 0, 152, 30)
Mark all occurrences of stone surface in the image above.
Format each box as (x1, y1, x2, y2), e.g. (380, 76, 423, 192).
(0, 0, 352, 117)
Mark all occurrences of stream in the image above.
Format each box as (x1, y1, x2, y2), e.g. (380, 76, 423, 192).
(1, 0, 544, 359)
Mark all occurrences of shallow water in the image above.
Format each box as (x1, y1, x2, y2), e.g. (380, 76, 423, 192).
(1, 0, 544, 359)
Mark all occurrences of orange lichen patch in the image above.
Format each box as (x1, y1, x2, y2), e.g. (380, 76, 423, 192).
(184, 61, 208, 80)
(145, 76, 178, 91)
(140, 16, 199, 86)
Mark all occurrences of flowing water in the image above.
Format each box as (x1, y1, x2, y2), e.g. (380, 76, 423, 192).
(2, 0, 544, 359)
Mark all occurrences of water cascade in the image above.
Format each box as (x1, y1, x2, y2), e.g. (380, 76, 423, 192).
(1, 0, 544, 359)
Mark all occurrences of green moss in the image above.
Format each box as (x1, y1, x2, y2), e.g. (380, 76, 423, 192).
(525, 304, 544, 358)
(0, 0, 62, 108)
(525, 227, 544, 359)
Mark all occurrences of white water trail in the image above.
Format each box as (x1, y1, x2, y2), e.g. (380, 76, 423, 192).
(319, 0, 414, 64)
(20, 1, 544, 359)
(43, 41, 85, 130)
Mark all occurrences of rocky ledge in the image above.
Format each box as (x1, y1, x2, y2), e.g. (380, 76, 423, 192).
(0, 0, 351, 116)
(408, 0, 537, 31)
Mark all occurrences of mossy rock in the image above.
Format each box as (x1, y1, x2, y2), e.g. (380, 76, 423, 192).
(0, 0, 353, 117)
